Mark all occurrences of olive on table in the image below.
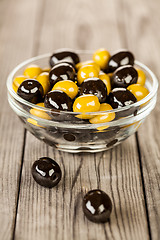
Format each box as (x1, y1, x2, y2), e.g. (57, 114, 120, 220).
(83, 189, 112, 223)
(106, 50, 134, 73)
(111, 65, 138, 88)
(49, 62, 75, 87)
(79, 77, 107, 103)
(17, 79, 43, 103)
(31, 157, 62, 188)
(44, 90, 72, 111)
(50, 49, 80, 67)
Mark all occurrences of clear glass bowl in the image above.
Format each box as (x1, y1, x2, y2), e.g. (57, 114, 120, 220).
(7, 51, 158, 153)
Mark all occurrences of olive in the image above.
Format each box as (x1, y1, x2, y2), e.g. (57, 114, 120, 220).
(50, 49, 80, 67)
(93, 48, 110, 70)
(76, 60, 100, 72)
(49, 62, 75, 87)
(136, 69, 146, 86)
(106, 50, 134, 73)
(127, 84, 149, 101)
(44, 90, 72, 111)
(31, 157, 62, 188)
(30, 102, 51, 120)
(108, 88, 137, 109)
(77, 65, 99, 85)
(79, 77, 107, 103)
(23, 64, 42, 78)
(83, 189, 112, 223)
(17, 79, 43, 103)
(111, 65, 138, 88)
(36, 72, 51, 95)
(89, 103, 115, 124)
(27, 118, 42, 128)
(99, 72, 111, 94)
(73, 94, 100, 119)
(12, 75, 27, 92)
(52, 80, 78, 99)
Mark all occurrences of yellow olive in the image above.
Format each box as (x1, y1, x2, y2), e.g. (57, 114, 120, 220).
(27, 118, 42, 127)
(23, 64, 42, 78)
(77, 65, 99, 85)
(76, 60, 100, 72)
(89, 103, 115, 126)
(73, 94, 100, 119)
(136, 69, 146, 86)
(36, 72, 50, 95)
(30, 102, 51, 120)
(93, 48, 110, 70)
(52, 80, 78, 99)
(99, 72, 111, 94)
(42, 67, 51, 72)
(12, 75, 27, 92)
(127, 84, 149, 101)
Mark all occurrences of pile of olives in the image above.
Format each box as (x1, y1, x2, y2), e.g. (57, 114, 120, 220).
(13, 48, 149, 127)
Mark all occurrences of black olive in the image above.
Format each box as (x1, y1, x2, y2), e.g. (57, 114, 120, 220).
(106, 50, 134, 73)
(31, 157, 62, 188)
(17, 79, 43, 103)
(50, 49, 80, 67)
(111, 65, 138, 88)
(83, 189, 112, 223)
(108, 88, 137, 109)
(44, 90, 72, 111)
(49, 62, 75, 87)
(79, 77, 107, 103)
(108, 88, 137, 117)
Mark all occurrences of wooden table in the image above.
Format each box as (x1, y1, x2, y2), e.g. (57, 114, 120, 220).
(0, 0, 160, 239)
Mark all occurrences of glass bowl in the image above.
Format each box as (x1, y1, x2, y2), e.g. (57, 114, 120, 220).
(7, 51, 158, 153)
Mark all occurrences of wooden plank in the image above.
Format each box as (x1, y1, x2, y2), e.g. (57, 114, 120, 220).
(116, 0, 160, 239)
(0, 0, 42, 239)
(13, 0, 150, 239)
(38, 0, 121, 53)
(15, 132, 148, 240)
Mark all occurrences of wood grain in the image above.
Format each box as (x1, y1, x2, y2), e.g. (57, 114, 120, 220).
(116, 0, 160, 238)
(0, 0, 44, 239)
(14, 132, 149, 240)
(12, 0, 151, 239)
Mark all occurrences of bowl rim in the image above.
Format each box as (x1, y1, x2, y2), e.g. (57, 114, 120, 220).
(7, 51, 159, 116)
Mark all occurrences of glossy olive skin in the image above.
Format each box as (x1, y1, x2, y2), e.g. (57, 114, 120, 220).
(44, 90, 72, 111)
(50, 50, 80, 67)
(17, 79, 43, 103)
(49, 62, 75, 86)
(111, 65, 138, 88)
(108, 88, 137, 109)
(31, 157, 62, 188)
(79, 77, 107, 103)
(83, 189, 112, 223)
(106, 50, 134, 73)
